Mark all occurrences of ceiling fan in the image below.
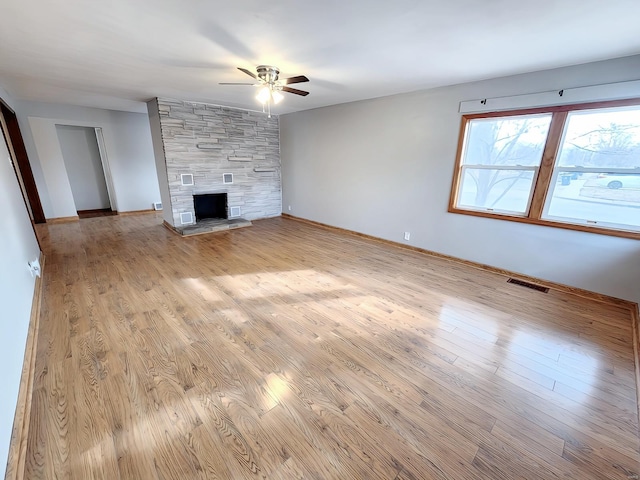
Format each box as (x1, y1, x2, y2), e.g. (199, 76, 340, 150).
(219, 65, 309, 116)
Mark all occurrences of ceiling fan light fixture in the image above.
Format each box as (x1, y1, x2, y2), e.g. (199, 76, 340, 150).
(223, 65, 309, 115)
(256, 86, 270, 104)
(271, 90, 284, 105)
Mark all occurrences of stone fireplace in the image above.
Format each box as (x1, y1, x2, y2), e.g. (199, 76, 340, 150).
(147, 97, 282, 234)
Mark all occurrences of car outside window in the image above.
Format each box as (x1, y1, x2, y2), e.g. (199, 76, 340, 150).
(449, 100, 640, 239)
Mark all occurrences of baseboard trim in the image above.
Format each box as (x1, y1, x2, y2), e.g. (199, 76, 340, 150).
(117, 209, 157, 216)
(281, 213, 637, 310)
(46, 215, 79, 224)
(5, 252, 45, 480)
(632, 305, 640, 426)
(162, 220, 181, 235)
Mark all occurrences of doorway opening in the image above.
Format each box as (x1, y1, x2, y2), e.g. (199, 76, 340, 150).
(56, 125, 117, 218)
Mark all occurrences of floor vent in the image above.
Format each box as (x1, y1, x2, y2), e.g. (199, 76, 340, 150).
(507, 278, 549, 293)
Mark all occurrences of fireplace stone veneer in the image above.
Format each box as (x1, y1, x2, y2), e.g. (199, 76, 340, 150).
(150, 98, 282, 227)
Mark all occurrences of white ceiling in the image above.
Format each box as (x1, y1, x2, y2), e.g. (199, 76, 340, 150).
(1, 0, 639, 114)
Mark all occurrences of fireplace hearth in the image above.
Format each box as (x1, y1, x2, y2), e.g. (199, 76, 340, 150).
(167, 191, 252, 237)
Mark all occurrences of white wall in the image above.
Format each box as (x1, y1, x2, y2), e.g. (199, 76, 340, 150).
(15, 101, 161, 217)
(0, 88, 41, 479)
(56, 125, 111, 211)
(146, 99, 173, 225)
(281, 55, 640, 305)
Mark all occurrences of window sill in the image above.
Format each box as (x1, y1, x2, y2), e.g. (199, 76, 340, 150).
(448, 207, 640, 240)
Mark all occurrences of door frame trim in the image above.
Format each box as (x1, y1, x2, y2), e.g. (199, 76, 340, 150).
(0, 99, 46, 224)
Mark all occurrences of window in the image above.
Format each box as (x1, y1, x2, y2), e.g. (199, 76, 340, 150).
(449, 99, 640, 239)
(456, 114, 551, 215)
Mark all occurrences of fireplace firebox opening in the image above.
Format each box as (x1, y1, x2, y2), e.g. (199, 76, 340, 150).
(193, 193, 227, 221)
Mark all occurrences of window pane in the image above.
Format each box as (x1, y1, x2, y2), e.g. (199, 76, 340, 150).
(464, 114, 552, 166)
(458, 168, 536, 214)
(557, 106, 640, 169)
(543, 172, 640, 231)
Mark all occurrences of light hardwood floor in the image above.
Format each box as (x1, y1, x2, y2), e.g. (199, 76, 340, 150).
(26, 214, 639, 479)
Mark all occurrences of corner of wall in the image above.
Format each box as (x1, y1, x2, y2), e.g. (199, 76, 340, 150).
(147, 98, 174, 226)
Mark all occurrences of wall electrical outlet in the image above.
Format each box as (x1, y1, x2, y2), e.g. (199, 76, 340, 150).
(28, 258, 41, 277)
(404, 232, 411, 241)
(288, 205, 292, 211)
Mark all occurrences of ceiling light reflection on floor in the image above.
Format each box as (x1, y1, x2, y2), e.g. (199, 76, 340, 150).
(181, 277, 223, 303)
(265, 373, 289, 403)
(507, 330, 598, 405)
(210, 269, 350, 300)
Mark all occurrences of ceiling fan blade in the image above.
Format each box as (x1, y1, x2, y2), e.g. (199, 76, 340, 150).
(282, 86, 310, 96)
(218, 82, 257, 85)
(238, 67, 258, 79)
(283, 75, 309, 85)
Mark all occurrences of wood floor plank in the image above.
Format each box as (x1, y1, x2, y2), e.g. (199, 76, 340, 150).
(24, 214, 640, 479)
